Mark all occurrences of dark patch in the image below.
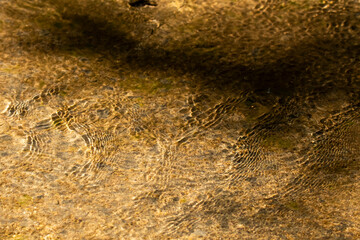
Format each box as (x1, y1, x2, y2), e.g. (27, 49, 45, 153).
(129, 0, 157, 7)
(0, 135, 13, 141)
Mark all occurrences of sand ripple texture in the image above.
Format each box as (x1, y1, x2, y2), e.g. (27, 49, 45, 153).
(0, 0, 359, 239)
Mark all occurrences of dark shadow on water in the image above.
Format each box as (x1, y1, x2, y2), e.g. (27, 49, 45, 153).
(9, 0, 360, 99)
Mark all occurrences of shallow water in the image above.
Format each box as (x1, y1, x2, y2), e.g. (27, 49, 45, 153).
(0, 0, 359, 239)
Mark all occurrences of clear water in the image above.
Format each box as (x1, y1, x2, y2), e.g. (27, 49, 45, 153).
(0, 0, 359, 239)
